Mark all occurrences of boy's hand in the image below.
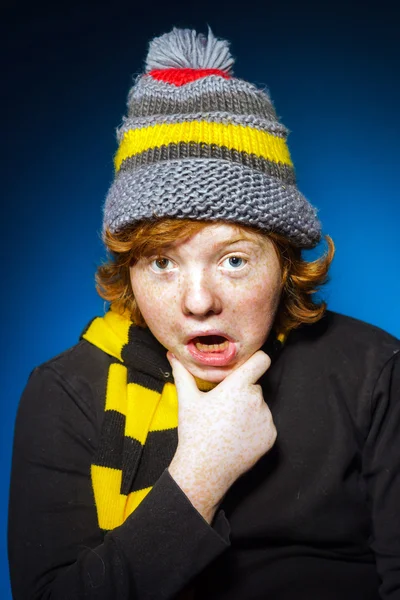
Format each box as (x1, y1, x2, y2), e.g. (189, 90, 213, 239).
(167, 351, 276, 523)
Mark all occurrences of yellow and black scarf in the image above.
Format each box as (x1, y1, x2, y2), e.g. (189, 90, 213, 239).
(82, 308, 284, 532)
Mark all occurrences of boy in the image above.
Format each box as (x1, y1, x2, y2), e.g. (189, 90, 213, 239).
(9, 27, 400, 599)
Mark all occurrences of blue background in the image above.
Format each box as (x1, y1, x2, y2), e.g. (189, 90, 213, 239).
(2, 1, 399, 597)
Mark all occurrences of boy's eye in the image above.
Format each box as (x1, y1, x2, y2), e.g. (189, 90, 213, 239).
(222, 256, 247, 270)
(151, 258, 173, 272)
(149, 256, 248, 272)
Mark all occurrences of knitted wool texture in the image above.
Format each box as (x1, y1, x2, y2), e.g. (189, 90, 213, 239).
(82, 310, 180, 530)
(104, 27, 322, 248)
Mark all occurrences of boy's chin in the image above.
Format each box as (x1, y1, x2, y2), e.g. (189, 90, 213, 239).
(188, 363, 236, 385)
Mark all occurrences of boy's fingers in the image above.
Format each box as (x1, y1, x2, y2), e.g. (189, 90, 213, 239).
(167, 352, 199, 399)
(222, 351, 271, 388)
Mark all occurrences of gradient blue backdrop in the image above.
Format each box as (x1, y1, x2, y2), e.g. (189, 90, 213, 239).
(2, 1, 399, 597)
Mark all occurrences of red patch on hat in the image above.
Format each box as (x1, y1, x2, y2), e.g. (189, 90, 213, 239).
(148, 68, 231, 86)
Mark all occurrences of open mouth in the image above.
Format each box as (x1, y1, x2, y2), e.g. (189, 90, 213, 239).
(186, 335, 237, 366)
(192, 335, 229, 353)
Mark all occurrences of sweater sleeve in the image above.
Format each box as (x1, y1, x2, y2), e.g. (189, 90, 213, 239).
(363, 350, 400, 598)
(8, 365, 230, 600)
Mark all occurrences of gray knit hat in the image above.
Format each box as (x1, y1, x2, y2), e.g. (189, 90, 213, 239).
(103, 27, 322, 248)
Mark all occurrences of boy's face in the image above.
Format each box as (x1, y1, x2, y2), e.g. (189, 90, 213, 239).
(129, 223, 282, 383)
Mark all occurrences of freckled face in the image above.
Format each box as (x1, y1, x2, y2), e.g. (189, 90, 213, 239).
(129, 223, 282, 383)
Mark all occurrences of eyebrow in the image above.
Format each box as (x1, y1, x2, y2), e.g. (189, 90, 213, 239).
(213, 236, 260, 249)
(151, 234, 262, 257)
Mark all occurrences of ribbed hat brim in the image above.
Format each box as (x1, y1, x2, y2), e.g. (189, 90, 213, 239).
(104, 159, 321, 248)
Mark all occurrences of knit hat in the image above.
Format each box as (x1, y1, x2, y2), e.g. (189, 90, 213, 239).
(103, 27, 322, 248)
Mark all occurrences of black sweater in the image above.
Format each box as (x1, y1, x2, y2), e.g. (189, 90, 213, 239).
(8, 311, 400, 599)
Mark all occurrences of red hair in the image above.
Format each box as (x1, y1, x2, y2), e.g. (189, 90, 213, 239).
(96, 219, 335, 338)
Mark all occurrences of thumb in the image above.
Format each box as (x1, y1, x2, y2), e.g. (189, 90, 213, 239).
(167, 352, 200, 400)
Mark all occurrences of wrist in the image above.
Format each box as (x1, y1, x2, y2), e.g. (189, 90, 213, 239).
(168, 460, 220, 525)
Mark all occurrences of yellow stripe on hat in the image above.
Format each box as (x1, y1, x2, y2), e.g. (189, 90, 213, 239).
(114, 121, 293, 172)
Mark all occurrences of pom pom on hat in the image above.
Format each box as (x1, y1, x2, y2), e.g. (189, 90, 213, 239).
(145, 26, 235, 73)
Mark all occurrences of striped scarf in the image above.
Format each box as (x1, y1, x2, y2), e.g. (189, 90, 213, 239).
(81, 309, 216, 531)
(82, 308, 284, 532)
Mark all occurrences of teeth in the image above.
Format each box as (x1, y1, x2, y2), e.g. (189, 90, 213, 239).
(195, 340, 229, 353)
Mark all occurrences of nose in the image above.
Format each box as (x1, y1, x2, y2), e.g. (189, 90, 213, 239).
(181, 269, 222, 316)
